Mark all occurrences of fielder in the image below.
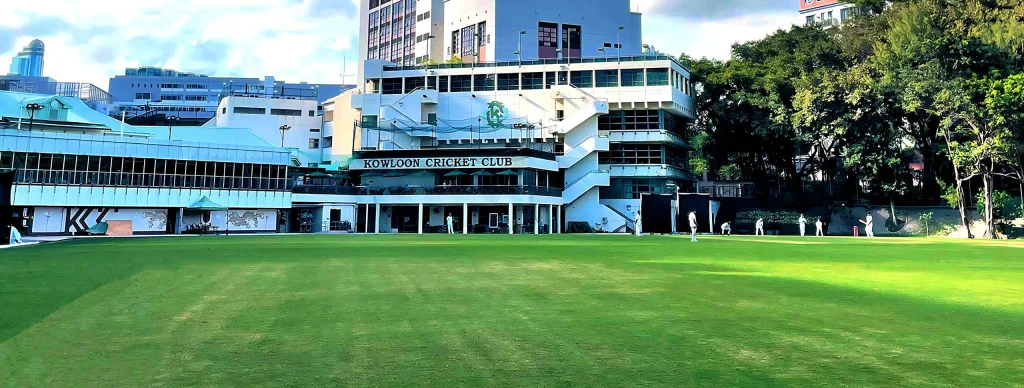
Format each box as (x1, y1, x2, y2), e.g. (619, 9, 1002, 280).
(798, 214, 807, 237)
(721, 221, 731, 236)
(634, 211, 643, 237)
(755, 218, 765, 236)
(815, 218, 824, 236)
(688, 210, 698, 242)
(446, 213, 455, 234)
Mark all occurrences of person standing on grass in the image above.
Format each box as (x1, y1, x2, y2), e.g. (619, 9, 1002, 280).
(860, 213, 875, 238)
(688, 210, 698, 242)
(755, 218, 765, 236)
(446, 213, 455, 234)
(634, 210, 643, 237)
(10, 226, 22, 244)
(721, 221, 731, 236)
(815, 218, 824, 236)
(798, 214, 807, 236)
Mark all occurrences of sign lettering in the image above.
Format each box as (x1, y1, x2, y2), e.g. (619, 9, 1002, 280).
(352, 157, 524, 170)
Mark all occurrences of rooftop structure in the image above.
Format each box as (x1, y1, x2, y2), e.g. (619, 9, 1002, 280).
(7, 39, 45, 77)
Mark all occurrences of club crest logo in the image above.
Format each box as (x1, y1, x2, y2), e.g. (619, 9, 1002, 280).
(484, 101, 507, 129)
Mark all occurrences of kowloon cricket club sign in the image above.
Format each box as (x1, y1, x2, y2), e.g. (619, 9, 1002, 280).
(352, 156, 526, 170)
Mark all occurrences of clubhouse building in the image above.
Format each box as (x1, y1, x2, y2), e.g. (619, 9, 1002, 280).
(2, 0, 703, 238)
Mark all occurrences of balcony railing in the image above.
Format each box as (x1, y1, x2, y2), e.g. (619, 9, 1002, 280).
(382, 54, 689, 72)
(291, 184, 562, 197)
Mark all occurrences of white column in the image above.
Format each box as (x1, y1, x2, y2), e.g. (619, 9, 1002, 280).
(364, 204, 370, 233)
(508, 203, 514, 235)
(418, 203, 424, 234)
(558, 205, 562, 233)
(548, 204, 554, 234)
(536, 204, 544, 235)
(462, 203, 469, 234)
(374, 203, 381, 234)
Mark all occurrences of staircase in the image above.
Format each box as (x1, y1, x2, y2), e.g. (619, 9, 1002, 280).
(603, 204, 636, 233)
(563, 169, 610, 204)
(550, 85, 609, 135)
(557, 135, 610, 169)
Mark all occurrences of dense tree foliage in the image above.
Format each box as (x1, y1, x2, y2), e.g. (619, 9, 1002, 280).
(681, 0, 1023, 237)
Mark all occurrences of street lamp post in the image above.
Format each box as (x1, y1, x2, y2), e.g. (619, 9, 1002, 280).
(425, 35, 437, 66)
(617, 26, 624, 62)
(279, 124, 292, 147)
(517, 30, 526, 66)
(25, 103, 44, 132)
(598, 47, 607, 60)
(167, 116, 179, 140)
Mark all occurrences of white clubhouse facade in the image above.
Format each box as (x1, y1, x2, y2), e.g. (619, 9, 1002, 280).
(326, 54, 695, 234)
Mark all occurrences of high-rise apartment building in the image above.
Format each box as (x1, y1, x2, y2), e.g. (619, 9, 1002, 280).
(7, 39, 45, 77)
(357, 0, 642, 81)
(799, 0, 864, 27)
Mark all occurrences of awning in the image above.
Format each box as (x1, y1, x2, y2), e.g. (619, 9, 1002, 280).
(444, 170, 468, 177)
(472, 170, 496, 177)
(307, 172, 331, 178)
(497, 169, 519, 176)
(188, 196, 228, 211)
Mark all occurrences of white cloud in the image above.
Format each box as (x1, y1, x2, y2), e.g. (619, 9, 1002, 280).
(643, 11, 800, 60)
(0, 0, 361, 88)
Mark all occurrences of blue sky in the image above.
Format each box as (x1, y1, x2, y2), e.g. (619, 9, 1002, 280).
(0, 0, 798, 88)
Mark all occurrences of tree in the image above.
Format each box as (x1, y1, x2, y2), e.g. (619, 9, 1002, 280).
(444, 56, 464, 64)
(920, 211, 934, 237)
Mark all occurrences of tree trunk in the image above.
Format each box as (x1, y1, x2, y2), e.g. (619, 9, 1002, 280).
(955, 177, 974, 239)
(982, 173, 996, 239)
(944, 128, 974, 239)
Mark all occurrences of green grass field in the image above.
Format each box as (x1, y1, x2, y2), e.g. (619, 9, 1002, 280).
(1, 235, 1023, 387)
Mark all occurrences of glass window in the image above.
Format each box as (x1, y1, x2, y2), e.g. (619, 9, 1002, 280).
(570, 71, 593, 88)
(522, 73, 544, 90)
(647, 69, 669, 86)
(497, 74, 519, 91)
(270, 109, 302, 116)
(451, 75, 472, 92)
(233, 107, 266, 115)
(381, 78, 403, 94)
(596, 70, 619, 87)
(621, 69, 644, 87)
(474, 74, 495, 91)
(438, 76, 449, 93)
(404, 76, 425, 93)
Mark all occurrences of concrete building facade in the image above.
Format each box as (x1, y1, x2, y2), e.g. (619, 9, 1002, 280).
(108, 67, 353, 125)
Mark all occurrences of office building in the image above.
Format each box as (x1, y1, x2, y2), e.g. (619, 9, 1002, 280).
(7, 39, 45, 77)
(108, 67, 353, 126)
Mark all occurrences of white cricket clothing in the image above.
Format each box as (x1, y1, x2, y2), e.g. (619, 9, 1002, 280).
(634, 212, 643, 236)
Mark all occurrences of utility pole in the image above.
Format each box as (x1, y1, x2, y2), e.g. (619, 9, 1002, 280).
(167, 116, 179, 140)
(25, 103, 43, 132)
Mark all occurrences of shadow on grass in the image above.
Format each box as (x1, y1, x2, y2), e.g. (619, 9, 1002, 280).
(0, 240, 181, 343)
